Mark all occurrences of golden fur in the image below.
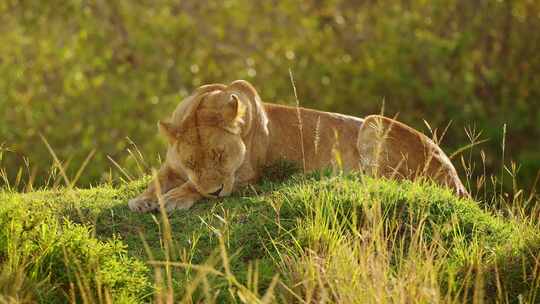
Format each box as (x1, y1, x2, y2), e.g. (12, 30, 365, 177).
(129, 80, 467, 212)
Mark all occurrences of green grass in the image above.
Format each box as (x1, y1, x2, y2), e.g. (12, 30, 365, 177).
(0, 171, 539, 303)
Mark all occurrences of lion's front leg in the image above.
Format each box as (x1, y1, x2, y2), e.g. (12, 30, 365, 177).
(160, 182, 202, 212)
(128, 165, 185, 213)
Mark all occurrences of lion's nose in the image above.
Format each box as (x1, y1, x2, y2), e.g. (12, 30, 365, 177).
(209, 185, 223, 197)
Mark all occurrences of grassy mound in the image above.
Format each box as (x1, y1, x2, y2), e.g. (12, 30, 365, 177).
(0, 173, 538, 303)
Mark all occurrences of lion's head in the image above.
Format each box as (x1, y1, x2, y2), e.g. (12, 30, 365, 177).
(158, 80, 269, 198)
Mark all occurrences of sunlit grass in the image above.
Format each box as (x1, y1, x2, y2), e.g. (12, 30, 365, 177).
(0, 167, 538, 303)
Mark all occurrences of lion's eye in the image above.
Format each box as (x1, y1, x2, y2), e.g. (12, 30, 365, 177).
(184, 157, 196, 169)
(211, 148, 225, 162)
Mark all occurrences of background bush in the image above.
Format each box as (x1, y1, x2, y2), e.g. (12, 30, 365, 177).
(1, 0, 539, 190)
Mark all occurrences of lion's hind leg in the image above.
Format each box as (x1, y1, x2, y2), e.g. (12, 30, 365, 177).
(357, 115, 468, 197)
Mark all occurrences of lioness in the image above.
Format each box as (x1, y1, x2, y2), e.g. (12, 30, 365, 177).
(129, 80, 467, 213)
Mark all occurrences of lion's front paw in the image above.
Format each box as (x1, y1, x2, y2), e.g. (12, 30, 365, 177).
(128, 196, 158, 213)
(161, 192, 196, 213)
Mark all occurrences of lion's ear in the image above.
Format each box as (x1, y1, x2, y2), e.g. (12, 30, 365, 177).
(223, 94, 246, 133)
(158, 121, 179, 144)
(228, 80, 269, 138)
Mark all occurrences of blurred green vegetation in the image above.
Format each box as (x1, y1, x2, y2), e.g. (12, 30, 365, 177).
(1, 0, 539, 190)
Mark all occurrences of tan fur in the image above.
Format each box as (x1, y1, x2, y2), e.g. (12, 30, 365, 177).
(129, 80, 467, 213)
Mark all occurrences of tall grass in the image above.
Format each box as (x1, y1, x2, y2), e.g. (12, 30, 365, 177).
(0, 174, 539, 303)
